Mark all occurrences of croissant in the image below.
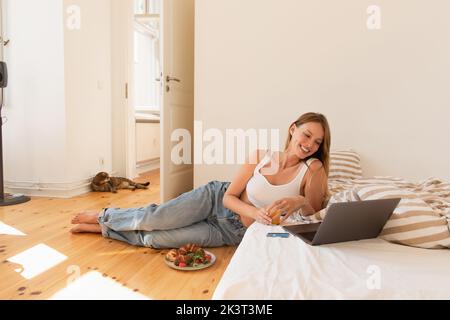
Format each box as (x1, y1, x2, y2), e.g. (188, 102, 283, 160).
(165, 249, 179, 262)
(187, 243, 200, 252)
(179, 243, 200, 254)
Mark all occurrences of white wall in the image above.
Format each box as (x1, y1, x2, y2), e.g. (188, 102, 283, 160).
(111, 0, 136, 179)
(195, 0, 450, 186)
(3, 0, 67, 184)
(111, 0, 128, 177)
(3, 0, 113, 197)
(64, 0, 112, 182)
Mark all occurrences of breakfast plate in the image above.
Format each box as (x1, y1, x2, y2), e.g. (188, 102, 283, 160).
(165, 250, 216, 271)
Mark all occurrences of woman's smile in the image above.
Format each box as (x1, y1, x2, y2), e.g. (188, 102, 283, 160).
(299, 145, 311, 154)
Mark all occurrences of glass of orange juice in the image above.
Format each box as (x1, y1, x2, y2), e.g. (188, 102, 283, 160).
(270, 209, 283, 225)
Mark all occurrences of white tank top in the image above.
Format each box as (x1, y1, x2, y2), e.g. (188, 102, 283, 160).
(246, 152, 317, 209)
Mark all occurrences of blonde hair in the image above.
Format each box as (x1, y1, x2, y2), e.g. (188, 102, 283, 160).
(284, 112, 331, 176)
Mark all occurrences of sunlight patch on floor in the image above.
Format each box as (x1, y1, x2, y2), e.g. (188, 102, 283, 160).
(7, 243, 67, 279)
(50, 271, 151, 300)
(0, 221, 26, 236)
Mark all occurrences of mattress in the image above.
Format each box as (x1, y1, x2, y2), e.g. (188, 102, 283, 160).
(212, 223, 450, 300)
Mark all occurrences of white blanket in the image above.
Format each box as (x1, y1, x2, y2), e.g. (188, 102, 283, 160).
(213, 223, 450, 300)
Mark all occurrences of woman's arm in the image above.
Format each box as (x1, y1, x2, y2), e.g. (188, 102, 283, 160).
(223, 150, 272, 225)
(299, 161, 328, 216)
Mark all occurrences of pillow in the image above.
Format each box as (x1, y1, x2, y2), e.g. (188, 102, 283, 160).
(303, 183, 450, 249)
(328, 149, 363, 180)
(357, 184, 450, 249)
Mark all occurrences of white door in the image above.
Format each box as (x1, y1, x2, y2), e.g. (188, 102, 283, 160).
(160, 0, 194, 202)
(0, 0, 4, 60)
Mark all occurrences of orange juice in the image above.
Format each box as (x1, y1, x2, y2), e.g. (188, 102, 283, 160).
(270, 210, 283, 225)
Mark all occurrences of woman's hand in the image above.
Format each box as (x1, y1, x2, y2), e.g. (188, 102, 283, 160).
(252, 207, 272, 225)
(267, 196, 305, 222)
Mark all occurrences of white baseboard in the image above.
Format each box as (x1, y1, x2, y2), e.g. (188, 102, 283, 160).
(5, 178, 93, 199)
(4, 165, 159, 198)
(136, 158, 160, 176)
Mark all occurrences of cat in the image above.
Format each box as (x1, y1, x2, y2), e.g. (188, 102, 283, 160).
(91, 172, 150, 193)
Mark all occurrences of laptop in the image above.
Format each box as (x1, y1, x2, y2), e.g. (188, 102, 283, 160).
(282, 198, 400, 246)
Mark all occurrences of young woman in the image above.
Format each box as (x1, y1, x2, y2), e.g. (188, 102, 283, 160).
(71, 112, 331, 249)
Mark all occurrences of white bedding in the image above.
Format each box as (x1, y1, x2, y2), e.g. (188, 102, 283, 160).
(213, 223, 450, 300)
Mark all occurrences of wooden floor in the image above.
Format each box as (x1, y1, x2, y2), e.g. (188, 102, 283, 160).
(0, 170, 236, 300)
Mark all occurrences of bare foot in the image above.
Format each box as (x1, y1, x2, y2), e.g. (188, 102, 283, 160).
(71, 210, 101, 224)
(70, 224, 102, 234)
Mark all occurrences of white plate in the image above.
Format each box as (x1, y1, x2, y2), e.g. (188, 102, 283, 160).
(165, 250, 216, 271)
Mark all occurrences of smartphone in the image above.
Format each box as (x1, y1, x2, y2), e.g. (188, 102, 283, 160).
(266, 232, 290, 238)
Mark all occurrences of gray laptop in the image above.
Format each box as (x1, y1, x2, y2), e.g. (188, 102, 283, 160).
(282, 198, 400, 246)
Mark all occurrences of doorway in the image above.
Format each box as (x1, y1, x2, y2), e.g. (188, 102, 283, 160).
(112, 0, 194, 202)
(133, 0, 162, 176)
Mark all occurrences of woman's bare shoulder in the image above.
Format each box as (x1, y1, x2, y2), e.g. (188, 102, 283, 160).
(302, 159, 326, 187)
(307, 158, 324, 172)
(227, 150, 269, 196)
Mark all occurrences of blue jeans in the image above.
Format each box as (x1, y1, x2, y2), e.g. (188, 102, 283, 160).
(97, 181, 247, 249)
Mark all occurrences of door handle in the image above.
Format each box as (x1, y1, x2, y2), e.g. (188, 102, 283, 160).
(0, 37, 10, 47)
(166, 76, 181, 83)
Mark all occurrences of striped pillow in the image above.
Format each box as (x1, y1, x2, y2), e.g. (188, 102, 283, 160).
(329, 150, 363, 180)
(357, 185, 450, 249)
